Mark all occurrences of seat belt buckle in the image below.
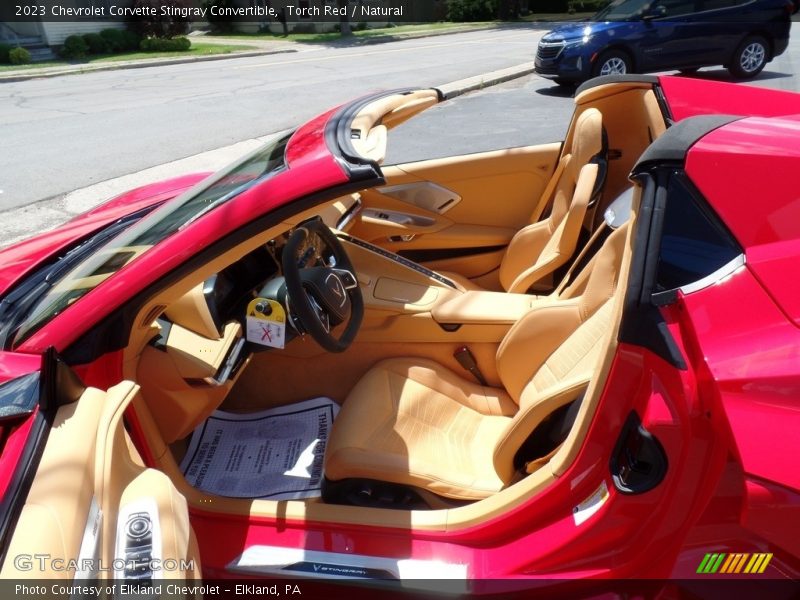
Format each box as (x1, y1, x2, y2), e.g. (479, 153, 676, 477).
(454, 346, 487, 386)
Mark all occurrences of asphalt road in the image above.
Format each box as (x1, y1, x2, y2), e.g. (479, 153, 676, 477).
(1, 21, 798, 219)
(387, 76, 572, 166)
(0, 25, 548, 211)
(390, 22, 800, 163)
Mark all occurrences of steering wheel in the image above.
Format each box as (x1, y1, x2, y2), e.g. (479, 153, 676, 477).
(282, 218, 364, 353)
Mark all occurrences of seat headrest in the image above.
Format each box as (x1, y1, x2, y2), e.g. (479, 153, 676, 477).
(603, 187, 635, 229)
(570, 108, 604, 168)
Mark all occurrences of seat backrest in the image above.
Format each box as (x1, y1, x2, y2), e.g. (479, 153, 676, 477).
(492, 221, 628, 483)
(498, 108, 606, 294)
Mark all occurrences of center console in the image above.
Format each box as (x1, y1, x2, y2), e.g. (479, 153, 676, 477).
(340, 235, 538, 344)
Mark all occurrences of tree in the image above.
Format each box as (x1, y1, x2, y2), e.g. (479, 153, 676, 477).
(338, 0, 352, 36)
(497, 0, 521, 19)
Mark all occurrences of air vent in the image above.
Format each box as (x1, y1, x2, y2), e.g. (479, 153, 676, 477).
(139, 305, 167, 328)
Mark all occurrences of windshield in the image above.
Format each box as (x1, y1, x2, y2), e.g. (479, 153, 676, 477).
(593, 0, 652, 20)
(11, 131, 292, 345)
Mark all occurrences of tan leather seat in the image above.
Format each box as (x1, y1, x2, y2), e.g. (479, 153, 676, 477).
(440, 108, 606, 294)
(325, 222, 628, 501)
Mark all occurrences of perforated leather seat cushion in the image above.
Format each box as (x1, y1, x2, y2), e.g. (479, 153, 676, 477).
(324, 358, 515, 500)
(325, 225, 628, 500)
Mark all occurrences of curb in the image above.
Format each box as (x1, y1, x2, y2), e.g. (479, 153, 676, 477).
(438, 61, 536, 99)
(0, 48, 297, 83)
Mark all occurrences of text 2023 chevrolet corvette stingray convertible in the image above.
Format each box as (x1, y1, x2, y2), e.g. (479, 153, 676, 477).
(0, 74, 798, 595)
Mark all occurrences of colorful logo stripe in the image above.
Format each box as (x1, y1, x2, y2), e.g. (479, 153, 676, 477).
(697, 553, 772, 574)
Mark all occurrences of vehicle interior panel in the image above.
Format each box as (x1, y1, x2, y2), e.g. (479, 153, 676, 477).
(102, 81, 653, 530)
(1, 382, 201, 579)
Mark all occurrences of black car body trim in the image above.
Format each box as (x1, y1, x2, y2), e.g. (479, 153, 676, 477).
(632, 115, 742, 173)
(324, 88, 437, 184)
(619, 172, 687, 370)
(576, 74, 659, 96)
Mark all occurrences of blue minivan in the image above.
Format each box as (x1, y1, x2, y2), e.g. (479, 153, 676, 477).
(534, 0, 795, 85)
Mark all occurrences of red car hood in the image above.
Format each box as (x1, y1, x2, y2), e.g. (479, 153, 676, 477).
(0, 173, 211, 298)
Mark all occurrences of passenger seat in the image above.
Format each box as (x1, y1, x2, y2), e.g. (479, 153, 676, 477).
(324, 204, 630, 502)
(441, 108, 607, 294)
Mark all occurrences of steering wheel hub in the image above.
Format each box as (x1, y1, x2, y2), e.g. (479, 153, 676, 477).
(299, 268, 352, 324)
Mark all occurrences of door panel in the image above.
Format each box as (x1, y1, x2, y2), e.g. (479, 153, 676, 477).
(350, 144, 561, 271)
(679, 267, 800, 493)
(1, 381, 200, 580)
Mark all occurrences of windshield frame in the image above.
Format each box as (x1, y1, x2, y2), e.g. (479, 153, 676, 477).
(8, 131, 293, 347)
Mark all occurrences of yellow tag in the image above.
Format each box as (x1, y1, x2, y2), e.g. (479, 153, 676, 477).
(246, 298, 286, 324)
(246, 299, 287, 349)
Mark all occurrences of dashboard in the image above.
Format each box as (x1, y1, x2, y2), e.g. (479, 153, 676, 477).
(164, 194, 362, 342)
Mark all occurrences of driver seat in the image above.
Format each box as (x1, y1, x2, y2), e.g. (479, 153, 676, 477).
(440, 107, 607, 294)
(324, 220, 628, 501)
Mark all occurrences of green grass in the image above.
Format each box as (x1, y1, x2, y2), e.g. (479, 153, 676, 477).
(0, 60, 67, 72)
(214, 21, 498, 43)
(90, 43, 251, 62)
(0, 43, 253, 72)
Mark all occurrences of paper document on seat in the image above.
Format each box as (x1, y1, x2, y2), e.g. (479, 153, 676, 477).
(180, 397, 339, 500)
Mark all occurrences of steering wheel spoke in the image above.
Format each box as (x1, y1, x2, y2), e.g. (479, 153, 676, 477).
(332, 268, 358, 290)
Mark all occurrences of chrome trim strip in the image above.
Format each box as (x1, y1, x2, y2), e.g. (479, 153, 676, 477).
(679, 254, 745, 295)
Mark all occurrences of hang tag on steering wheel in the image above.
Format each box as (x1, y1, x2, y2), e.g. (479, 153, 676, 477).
(246, 298, 286, 349)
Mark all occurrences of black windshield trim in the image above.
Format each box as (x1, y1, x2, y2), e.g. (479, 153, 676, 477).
(0, 205, 160, 350)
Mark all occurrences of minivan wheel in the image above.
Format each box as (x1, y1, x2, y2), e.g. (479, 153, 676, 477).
(593, 50, 632, 77)
(729, 36, 768, 79)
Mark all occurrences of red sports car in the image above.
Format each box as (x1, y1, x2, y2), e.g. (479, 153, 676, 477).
(0, 75, 798, 596)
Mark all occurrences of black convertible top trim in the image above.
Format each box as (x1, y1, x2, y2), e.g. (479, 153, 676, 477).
(576, 74, 659, 96)
(632, 114, 743, 173)
(324, 88, 439, 184)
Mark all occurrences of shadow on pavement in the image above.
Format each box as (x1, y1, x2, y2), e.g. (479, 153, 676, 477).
(535, 84, 577, 98)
